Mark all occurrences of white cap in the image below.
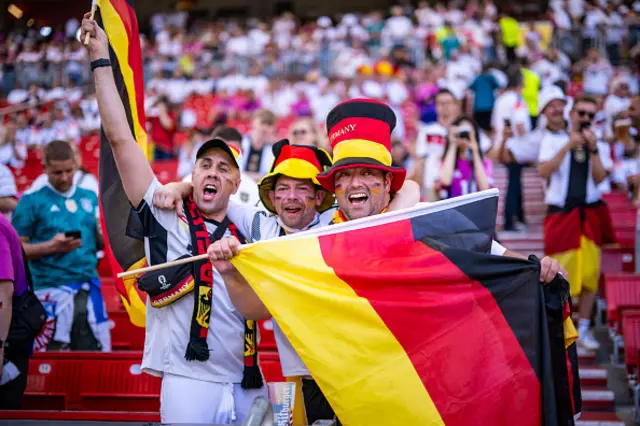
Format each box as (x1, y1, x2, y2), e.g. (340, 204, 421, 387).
(538, 85, 567, 115)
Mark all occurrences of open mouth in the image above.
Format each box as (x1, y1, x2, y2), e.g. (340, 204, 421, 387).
(283, 206, 302, 215)
(203, 184, 218, 201)
(348, 192, 369, 206)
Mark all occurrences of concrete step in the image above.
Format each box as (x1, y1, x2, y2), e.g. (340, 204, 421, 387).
(578, 347, 597, 364)
(576, 411, 626, 426)
(579, 367, 608, 387)
(581, 388, 616, 411)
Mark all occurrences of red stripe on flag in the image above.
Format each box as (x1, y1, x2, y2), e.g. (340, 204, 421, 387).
(109, 0, 146, 133)
(543, 210, 581, 255)
(319, 220, 541, 426)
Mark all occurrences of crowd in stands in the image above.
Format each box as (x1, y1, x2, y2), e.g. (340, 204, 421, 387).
(1, 0, 640, 413)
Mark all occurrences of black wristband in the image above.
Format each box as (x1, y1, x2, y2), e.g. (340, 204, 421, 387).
(91, 58, 111, 71)
(591, 147, 599, 154)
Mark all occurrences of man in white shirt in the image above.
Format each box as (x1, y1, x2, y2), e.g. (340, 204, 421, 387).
(182, 127, 263, 211)
(538, 95, 609, 351)
(82, 18, 267, 424)
(240, 109, 277, 182)
(0, 164, 18, 219)
(490, 69, 531, 231)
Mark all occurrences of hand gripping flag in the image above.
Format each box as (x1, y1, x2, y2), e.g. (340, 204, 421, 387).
(229, 189, 581, 426)
(95, 0, 148, 327)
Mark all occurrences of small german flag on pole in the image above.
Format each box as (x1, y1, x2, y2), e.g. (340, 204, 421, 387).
(95, 0, 148, 327)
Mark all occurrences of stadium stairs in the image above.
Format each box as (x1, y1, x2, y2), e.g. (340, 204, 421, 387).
(494, 164, 630, 426)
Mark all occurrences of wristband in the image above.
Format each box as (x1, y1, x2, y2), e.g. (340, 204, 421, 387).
(591, 147, 599, 154)
(91, 58, 111, 71)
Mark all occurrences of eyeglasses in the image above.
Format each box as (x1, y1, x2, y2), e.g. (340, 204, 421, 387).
(576, 110, 595, 120)
(292, 129, 309, 136)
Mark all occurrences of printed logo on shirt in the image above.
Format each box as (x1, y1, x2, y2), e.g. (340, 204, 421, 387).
(240, 192, 249, 202)
(427, 135, 445, 145)
(50, 205, 60, 213)
(80, 197, 93, 213)
(65, 199, 78, 213)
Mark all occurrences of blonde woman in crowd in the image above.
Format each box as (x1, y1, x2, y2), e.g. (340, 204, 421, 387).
(288, 117, 330, 152)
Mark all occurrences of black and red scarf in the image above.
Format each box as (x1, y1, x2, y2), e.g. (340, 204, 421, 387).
(183, 197, 263, 389)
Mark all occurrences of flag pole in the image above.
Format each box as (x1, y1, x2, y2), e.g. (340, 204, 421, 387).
(117, 254, 209, 278)
(84, 0, 98, 46)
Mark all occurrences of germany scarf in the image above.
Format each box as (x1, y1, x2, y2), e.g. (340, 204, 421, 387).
(183, 197, 263, 389)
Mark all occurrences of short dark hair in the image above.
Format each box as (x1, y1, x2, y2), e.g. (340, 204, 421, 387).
(43, 140, 74, 165)
(435, 89, 455, 102)
(572, 95, 597, 110)
(506, 68, 523, 89)
(212, 126, 243, 144)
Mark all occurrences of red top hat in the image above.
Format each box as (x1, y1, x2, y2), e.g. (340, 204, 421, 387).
(315, 98, 406, 193)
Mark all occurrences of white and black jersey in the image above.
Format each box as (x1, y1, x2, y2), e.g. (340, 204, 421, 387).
(135, 178, 246, 383)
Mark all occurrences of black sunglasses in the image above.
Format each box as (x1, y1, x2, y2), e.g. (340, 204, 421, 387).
(292, 129, 309, 136)
(577, 110, 595, 120)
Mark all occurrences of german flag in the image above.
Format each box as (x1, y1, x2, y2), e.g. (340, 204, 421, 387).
(230, 191, 580, 425)
(96, 0, 147, 327)
(543, 202, 613, 298)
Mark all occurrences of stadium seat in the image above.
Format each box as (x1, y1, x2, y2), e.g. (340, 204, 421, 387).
(622, 310, 640, 376)
(0, 410, 160, 422)
(604, 273, 640, 335)
(151, 159, 179, 184)
(23, 350, 283, 412)
(109, 310, 145, 350)
(101, 278, 124, 312)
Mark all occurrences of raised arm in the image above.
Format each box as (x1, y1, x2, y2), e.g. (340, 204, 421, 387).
(81, 14, 154, 207)
(389, 179, 421, 210)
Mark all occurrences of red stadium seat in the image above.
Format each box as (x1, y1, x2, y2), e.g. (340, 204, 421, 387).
(623, 310, 640, 374)
(604, 273, 640, 333)
(0, 410, 160, 422)
(24, 351, 283, 412)
(109, 310, 145, 350)
(151, 159, 179, 184)
(101, 278, 124, 312)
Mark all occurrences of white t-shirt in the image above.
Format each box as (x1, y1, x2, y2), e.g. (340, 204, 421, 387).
(538, 130, 606, 207)
(492, 91, 532, 160)
(136, 178, 246, 383)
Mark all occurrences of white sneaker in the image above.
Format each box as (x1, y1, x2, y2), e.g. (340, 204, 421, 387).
(577, 330, 601, 351)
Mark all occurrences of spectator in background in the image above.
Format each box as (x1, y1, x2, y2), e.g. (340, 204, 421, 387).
(11, 140, 110, 352)
(241, 108, 277, 181)
(538, 96, 609, 350)
(467, 63, 500, 131)
(498, 11, 521, 61)
(437, 116, 492, 199)
(603, 77, 632, 140)
(490, 69, 531, 231)
(148, 96, 176, 160)
(289, 117, 325, 150)
(30, 143, 99, 196)
(0, 119, 26, 168)
(0, 164, 18, 219)
(0, 214, 32, 409)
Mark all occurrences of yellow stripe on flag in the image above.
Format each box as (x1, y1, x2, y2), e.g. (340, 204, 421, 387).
(98, 0, 148, 157)
(231, 237, 445, 426)
(120, 257, 147, 327)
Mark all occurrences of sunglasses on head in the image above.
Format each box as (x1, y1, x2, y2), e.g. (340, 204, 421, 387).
(577, 110, 595, 120)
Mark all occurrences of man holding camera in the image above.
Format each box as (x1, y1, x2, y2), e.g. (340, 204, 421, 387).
(539, 95, 609, 351)
(11, 140, 110, 352)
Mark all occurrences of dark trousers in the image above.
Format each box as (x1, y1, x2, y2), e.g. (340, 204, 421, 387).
(0, 352, 29, 409)
(505, 46, 517, 62)
(302, 378, 341, 425)
(473, 110, 493, 132)
(505, 163, 525, 230)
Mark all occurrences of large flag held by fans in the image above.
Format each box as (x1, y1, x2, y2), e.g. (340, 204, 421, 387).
(96, 0, 147, 327)
(230, 190, 581, 426)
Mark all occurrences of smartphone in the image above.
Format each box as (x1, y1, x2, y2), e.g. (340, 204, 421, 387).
(64, 230, 81, 239)
(579, 122, 591, 131)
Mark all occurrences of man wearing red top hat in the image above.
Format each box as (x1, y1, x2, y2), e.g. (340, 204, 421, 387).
(161, 98, 566, 424)
(152, 136, 420, 424)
